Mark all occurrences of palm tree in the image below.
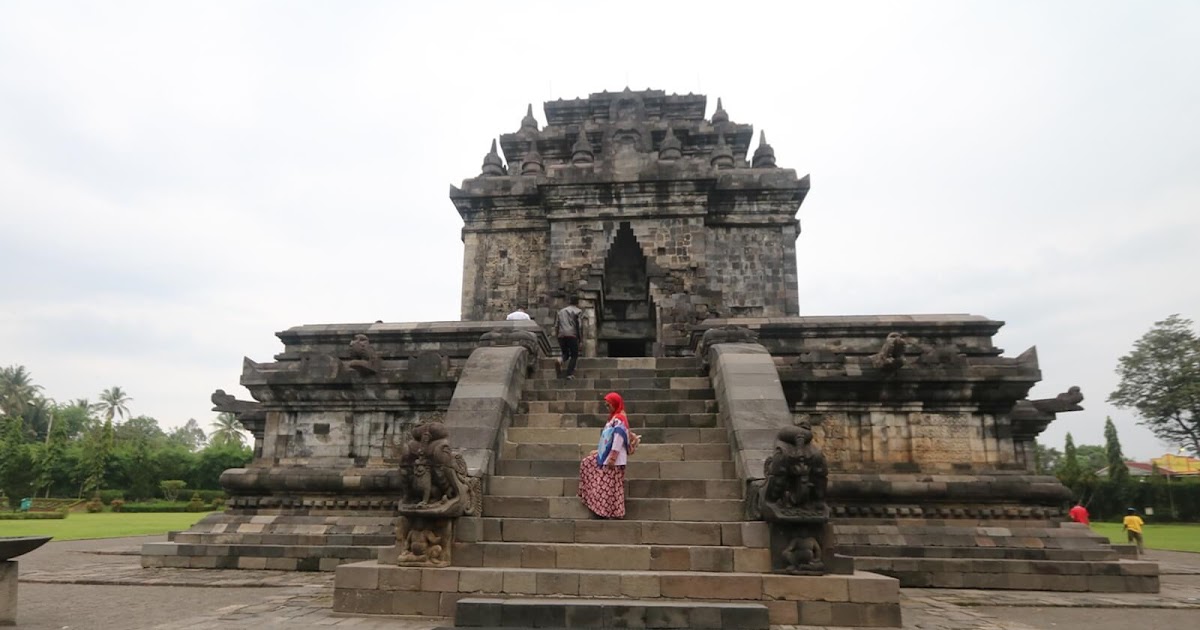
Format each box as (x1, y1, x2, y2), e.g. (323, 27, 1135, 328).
(209, 412, 246, 447)
(96, 386, 132, 426)
(0, 365, 43, 419)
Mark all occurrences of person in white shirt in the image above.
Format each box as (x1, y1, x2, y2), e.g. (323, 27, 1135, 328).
(506, 306, 531, 321)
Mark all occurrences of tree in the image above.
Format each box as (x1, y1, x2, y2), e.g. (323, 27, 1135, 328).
(0, 417, 35, 508)
(159, 480, 187, 502)
(53, 402, 94, 440)
(1034, 442, 1062, 475)
(1058, 433, 1082, 487)
(96, 386, 133, 426)
(34, 414, 69, 497)
(79, 419, 115, 495)
(209, 412, 246, 447)
(1074, 444, 1108, 475)
(190, 442, 253, 489)
(1109, 315, 1200, 456)
(167, 418, 207, 451)
(0, 364, 42, 421)
(115, 415, 165, 446)
(1103, 416, 1130, 483)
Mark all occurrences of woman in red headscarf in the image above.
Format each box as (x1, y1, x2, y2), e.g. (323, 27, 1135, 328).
(578, 392, 637, 518)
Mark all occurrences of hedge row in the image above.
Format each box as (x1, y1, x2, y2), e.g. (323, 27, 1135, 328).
(1076, 477, 1200, 521)
(0, 511, 67, 520)
(98, 489, 226, 504)
(117, 497, 221, 513)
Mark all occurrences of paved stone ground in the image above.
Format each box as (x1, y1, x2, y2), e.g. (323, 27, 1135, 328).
(10, 537, 1200, 629)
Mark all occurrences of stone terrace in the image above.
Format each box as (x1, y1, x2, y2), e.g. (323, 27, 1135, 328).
(333, 357, 902, 628)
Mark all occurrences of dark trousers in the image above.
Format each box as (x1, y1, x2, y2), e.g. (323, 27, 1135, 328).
(558, 336, 579, 377)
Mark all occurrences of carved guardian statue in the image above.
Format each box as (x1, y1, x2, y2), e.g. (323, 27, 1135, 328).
(389, 421, 482, 567)
(759, 421, 844, 575)
(396, 422, 481, 517)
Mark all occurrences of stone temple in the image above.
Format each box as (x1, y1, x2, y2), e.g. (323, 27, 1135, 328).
(455, 91, 803, 358)
(144, 89, 1158, 629)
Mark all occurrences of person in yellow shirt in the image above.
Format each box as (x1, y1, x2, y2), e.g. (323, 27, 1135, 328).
(1122, 508, 1145, 554)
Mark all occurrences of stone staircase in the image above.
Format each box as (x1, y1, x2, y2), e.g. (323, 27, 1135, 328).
(836, 520, 1159, 592)
(334, 357, 901, 628)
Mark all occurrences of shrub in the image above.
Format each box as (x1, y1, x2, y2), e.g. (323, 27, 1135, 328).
(120, 501, 190, 513)
(195, 490, 226, 503)
(29, 498, 83, 512)
(85, 495, 104, 513)
(109, 498, 125, 513)
(186, 492, 206, 512)
(160, 480, 187, 502)
(98, 489, 126, 504)
(210, 497, 226, 510)
(0, 511, 67, 520)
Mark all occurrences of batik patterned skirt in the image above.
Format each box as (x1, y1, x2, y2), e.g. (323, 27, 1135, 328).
(578, 457, 626, 518)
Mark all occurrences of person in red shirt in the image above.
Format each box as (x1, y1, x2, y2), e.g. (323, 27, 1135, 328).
(1068, 502, 1090, 526)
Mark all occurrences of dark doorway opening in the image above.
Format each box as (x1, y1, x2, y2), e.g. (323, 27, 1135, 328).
(606, 340, 647, 358)
(598, 222, 655, 357)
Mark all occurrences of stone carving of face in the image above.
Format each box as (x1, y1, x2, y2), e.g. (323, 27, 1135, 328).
(795, 422, 813, 445)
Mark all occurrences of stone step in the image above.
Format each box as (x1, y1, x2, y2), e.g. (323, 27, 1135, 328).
(840, 544, 1119, 561)
(525, 376, 712, 391)
(538, 357, 703, 370)
(506, 426, 728, 445)
(333, 561, 902, 627)
(854, 556, 1159, 592)
(496, 459, 737, 479)
(522, 388, 716, 402)
(486, 476, 742, 499)
(481, 496, 744, 521)
(141, 541, 381, 571)
(170, 531, 392, 546)
(514, 412, 720, 429)
(455, 596, 768, 629)
(457, 517, 766, 547)
(835, 523, 1115, 550)
(452, 541, 771, 573)
(521, 400, 718, 414)
(500, 441, 731, 462)
(178, 512, 396, 533)
(534, 367, 705, 379)
(834, 517, 1064, 529)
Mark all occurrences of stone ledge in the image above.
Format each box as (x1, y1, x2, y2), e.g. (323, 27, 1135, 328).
(455, 597, 769, 629)
(855, 556, 1160, 592)
(334, 561, 900, 604)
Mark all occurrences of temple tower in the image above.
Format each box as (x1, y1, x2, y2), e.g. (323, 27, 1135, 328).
(451, 89, 808, 357)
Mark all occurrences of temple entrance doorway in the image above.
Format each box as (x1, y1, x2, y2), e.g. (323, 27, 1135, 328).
(598, 223, 655, 357)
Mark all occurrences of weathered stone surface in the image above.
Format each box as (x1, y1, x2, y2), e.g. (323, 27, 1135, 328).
(0, 561, 17, 626)
(454, 90, 807, 356)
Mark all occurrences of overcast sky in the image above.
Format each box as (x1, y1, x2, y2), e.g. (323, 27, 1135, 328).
(1, 1, 1197, 460)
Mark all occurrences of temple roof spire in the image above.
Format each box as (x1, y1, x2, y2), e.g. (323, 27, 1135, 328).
(480, 139, 506, 176)
(520, 104, 539, 132)
(712, 97, 729, 124)
(710, 133, 734, 169)
(571, 126, 594, 165)
(752, 130, 777, 168)
(658, 124, 682, 162)
(520, 141, 544, 175)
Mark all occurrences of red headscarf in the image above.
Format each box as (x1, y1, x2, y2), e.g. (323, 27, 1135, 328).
(604, 392, 629, 431)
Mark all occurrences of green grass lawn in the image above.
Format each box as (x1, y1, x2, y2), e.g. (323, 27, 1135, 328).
(1092, 522, 1200, 553)
(0, 511, 215, 541)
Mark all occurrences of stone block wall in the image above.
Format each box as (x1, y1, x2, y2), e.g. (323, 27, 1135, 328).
(707, 225, 799, 317)
(261, 408, 445, 466)
(800, 403, 1020, 473)
(460, 228, 550, 322)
